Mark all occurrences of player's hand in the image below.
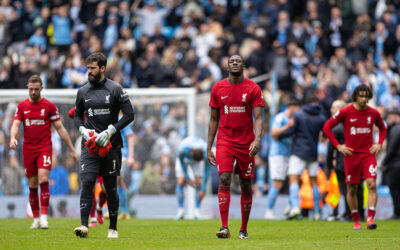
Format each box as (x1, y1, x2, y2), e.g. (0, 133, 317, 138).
(79, 126, 97, 141)
(187, 179, 196, 188)
(70, 150, 79, 163)
(127, 157, 135, 168)
(9, 138, 18, 150)
(336, 144, 353, 156)
(287, 117, 295, 127)
(95, 125, 117, 147)
(207, 149, 216, 166)
(249, 139, 260, 157)
(369, 144, 382, 155)
(198, 190, 205, 202)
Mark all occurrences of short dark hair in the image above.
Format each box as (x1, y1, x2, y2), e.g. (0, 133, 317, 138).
(287, 99, 301, 107)
(27, 75, 43, 85)
(352, 84, 373, 102)
(387, 109, 400, 117)
(85, 52, 107, 68)
(192, 149, 204, 162)
(305, 94, 319, 104)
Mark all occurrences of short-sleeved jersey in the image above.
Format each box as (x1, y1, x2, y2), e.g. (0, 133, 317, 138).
(75, 79, 132, 150)
(323, 104, 387, 154)
(269, 112, 291, 157)
(14, 98, 60, 151)
(209, 78, 265, 148)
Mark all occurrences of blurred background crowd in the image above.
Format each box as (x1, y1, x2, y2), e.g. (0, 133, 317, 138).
(0, 0, 399, 218)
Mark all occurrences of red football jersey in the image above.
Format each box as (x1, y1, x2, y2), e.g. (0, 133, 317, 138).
(14, 98, 60, 150)
(323, 104, 386, 154)
(209, 78, 265, 148)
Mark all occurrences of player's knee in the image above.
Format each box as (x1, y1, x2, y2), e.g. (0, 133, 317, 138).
(219, 172, 231, 186)
(347, 187, 357, 196)
(367, 181, 377, 191)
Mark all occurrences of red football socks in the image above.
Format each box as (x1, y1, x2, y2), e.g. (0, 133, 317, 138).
(351, 210, 360, 223)
(40, 182, 50, 215)
(29, 188, 40, 218)
(240, 189, 252, 230)
(90, 195, 96, 218)
(218, 185, 230, 228)
(368, 207, 376, 220)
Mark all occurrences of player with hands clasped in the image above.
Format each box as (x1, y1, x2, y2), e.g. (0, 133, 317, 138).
(175, 136, 211, 220)
(73, 52, 134, 238)
(323, 85, 387, 230)
(9, 75, 78, 229)
(207, 55, 264, 239)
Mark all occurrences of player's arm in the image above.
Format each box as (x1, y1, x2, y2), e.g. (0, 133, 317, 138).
(249, 106, 263, 156)
(278, 116, 297, 139)
(370, 112, 387, 154)
(126, 132, 135, 167)
(323, 112, 353, 156)
(74, 90, 85, 129)
(9, 119, 21, 150)
(270, 119, 294, 140)
(207, 107, 219, 166)
(52, 120, 79, 162)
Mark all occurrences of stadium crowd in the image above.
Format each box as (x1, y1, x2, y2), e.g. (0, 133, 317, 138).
(0, 0, 399, 219)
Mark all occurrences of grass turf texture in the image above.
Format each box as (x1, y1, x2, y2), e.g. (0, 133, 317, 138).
(0, 219, 399, 249)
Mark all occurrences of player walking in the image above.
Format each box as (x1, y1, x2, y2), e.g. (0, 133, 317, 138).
(9, 75, 79, 229)
(207, 54, 264, 239)
(323, 85, 386, 230)
(175, 136, 211, 220)
(73, 52, 134, 238)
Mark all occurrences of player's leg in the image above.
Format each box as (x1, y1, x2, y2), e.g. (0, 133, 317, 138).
(117, 176, 130, 220)
(365, 178, 377, 229)
(287, 155, 305, 219)
(89, 193, 97, 227)
(215, 145, 234, 238)
(75, 171, 97, 237)
(175, 157, 186, 220)
(239, 176, 252, 239)
(194, 176, 203, 219)
(38, 168, 50, 229)
(27, 175, 40, 229)
(265, 156, 287, 220)
(344, 154, 362, 229)
(347, 183, 361, 229)
(103, 175, 119, 238)
(308, 161, 321, 220)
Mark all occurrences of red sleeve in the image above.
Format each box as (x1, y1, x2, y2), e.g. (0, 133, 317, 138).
(374, 110, 387, 145)
(251, 84, 265, 108)
(68, 106, 76, 119)
(322, 109, 345, 148)
(209, 85, 218, 109)
(49, 102, 60, 122)
(14, 102, 23, 121)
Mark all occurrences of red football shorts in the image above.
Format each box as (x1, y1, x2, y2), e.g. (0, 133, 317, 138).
(344, 153, 377, 184)
(23, 148, 52, 177)
(216, 145, 255, 179)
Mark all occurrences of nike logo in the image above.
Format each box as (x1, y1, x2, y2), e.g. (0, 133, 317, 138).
(85, 99, 91, 102)
(221, 96, 229, 100)
(24, 111, 30, 114)
(218, 202, 226, 205)
(109, 170, 117, 175)
(350, 118, 357, 122)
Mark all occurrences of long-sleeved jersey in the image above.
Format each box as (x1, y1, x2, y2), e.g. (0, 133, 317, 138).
(178, 136, 211, 191)
(74, 79, 134, 150)
(323, 104, 386, 154)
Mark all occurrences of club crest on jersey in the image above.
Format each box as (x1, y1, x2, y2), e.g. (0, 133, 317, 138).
(367, 116, 371, 124)
(242, 93, 247, 102)
(105, 95, 110, 104)
(41, 108, 45, 116)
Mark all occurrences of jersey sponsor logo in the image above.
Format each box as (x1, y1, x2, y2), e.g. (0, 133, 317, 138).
(24, 110, 31, 114)
(221, 95, 229, 100)
(367, 116, 371, 124)
(229, 106, 246, 113)
(350, 118, 357, 122)
(369, 164, 377, 176)
(105, 95, 110, 104)
(30, 119, 45, 125)
(41, 108, 45, 116)
(87, 108, 111, 117)
(350, 127, 371, 135)
(242, 93, 247, 102)
(333, 110, 339, 119)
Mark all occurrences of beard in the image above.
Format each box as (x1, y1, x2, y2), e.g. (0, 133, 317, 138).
(230, 70, 242, 76)
(88, 72, 101, 85)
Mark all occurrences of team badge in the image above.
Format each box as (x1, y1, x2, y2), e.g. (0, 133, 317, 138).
(242, 93, 247, 102)
(367, 116, 371, 124)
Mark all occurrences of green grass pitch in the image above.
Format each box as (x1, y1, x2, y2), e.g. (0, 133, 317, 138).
(0, 218, 399, 249)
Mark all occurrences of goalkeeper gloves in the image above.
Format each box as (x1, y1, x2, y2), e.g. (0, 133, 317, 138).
(95, 125, 117, 147)
(79, 126, 97, 141)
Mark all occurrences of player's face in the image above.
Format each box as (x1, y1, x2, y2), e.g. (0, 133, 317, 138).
(27, 81, 42, 102)
(87, 62, 104, 84)
(228, 55, 244, 76)
(356, 91, 369, 108)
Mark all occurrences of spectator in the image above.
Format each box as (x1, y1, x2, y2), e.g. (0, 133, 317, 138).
(49, 154, 69, 195)
(1, 151, 24, 195)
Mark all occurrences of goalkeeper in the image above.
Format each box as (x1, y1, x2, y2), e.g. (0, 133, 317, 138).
(73, 52, 134, 239)
(175, 136, 211, 220)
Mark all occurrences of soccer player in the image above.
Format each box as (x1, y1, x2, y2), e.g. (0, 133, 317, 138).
(264, 100, 300, 220)
(323, 85, 387, 230)
(9, 75, 79, 229)
(175, 136, 211, 220)
(73, 52, 134, 238)
(207, 54, 264, 239)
